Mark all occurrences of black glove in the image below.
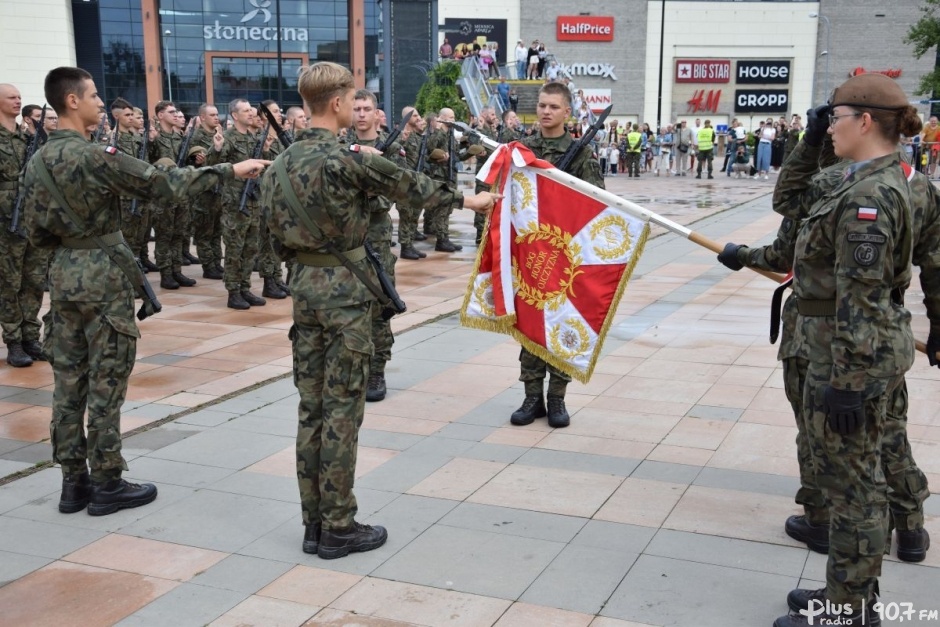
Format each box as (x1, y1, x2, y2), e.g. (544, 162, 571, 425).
(927, 332, 940, 368)
(717, 243, 744, 271)
(823, 386, 865, 435)
(803, 104, 832, 148)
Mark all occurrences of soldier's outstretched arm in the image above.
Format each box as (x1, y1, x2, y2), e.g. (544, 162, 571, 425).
(721, 217, 798, 274)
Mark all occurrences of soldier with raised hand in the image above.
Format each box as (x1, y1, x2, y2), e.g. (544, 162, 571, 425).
(260, 61, 499, 560)
(125, 107, 157, 273)
(0, 83, 47, 367)
(189, 103, 225, 280)
(466, 106, 496, 246)
(397, 106, 428, 260)
(424, 107, 462, 252)
(21, 66, 268, 516)
(284, 106, 307, 143)
(510, 81, 604, 430)
(256, 100, 290, 299)
(499, 109, 523, 143)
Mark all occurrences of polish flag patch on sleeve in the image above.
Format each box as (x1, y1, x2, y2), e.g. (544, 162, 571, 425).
(104, 146, 118, 155)
(857, 207, 878, 221)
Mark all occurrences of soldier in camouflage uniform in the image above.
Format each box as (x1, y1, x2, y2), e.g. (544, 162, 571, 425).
(256, 100, 289, 300)
(425, 108, 463, 253)
(0, 83, 48, 368)
(397, 107, 429, 260)
(22, 67, 268, 516)
(190, 103, 225, 280)
(260, 62, 498, 559)
(209, 99, 273, 309)
(767, 74, 927, 627)
(464, 106, 496, 246)
(511, 82, 604, 430)
(123, 107, 157, 273)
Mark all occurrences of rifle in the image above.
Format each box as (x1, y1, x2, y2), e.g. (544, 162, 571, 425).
(238, 122, 269, 216)
(365, 241, 406, 319)
(9, 105, 48, 235)
(415, 130, 430, 174)
(92, 114, 107, 143)
(555, 104, 612, 173)
(129, 118, 149, 217)
(258, 103, 292, 149)
(447, 125, 457, 184)
(375, 109, 413, 155)
(176, 117, 197, 167)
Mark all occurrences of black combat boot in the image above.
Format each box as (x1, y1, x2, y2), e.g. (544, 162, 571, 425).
(400, 245, 425, 260)
(783, 588, 881, 627)
(59, 472, 91, 513)
(87, 478, 158, 516)
(262, 277, 288, 299)
(183, 250, 201, 265)
(366, 373, 387, 402)
(172, 272, 196, 287)
(242, 291, 266, 306)
(317, 521, 388, 559)
(302, 523, 321, 554)
(510, 394, 546, 426)
(202, 265, 223, 280)
(160, 270, 180, 290)
(435, 238, 459, 253)
(547, 395, 570, 428)
(140, 255, 159, 272)
(5, 342, 33, 368)
(897, 527, 930, 563)
(21, 340, 46, 362)
(276, 279, 291, 296)
(785, 514, 830, 554)
(227, 291, 250, 310)
(413, 231, 428, 241)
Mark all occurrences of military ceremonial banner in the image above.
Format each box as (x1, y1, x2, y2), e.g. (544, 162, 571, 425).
(461, 142, 650, 383)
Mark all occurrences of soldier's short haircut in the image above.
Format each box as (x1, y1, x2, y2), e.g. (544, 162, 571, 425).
(261, 99, 276, 109)
(286, 106, 304, 119)
(22, 104, 42, 120)
(198, 102, 216, 116)
(110, 97, 132, 112)
(501, 109, 515, 124)
(539, 81, 571, 103)
(354, 89, 377, 106)
(133, 107, 143, 115)
(229, 98, 249, 114)
(44, 66, 93, 115)
(154, 100, 175, 115)
(297, 62, 355, 115)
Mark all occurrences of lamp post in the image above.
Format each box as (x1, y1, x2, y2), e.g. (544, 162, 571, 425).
(656, 0, 666, 131)
(809, 13, 831, 102)
(163, 29, 173, 102)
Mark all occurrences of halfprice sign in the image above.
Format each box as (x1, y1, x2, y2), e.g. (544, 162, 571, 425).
(556, 16, 615, 41)
(675, 59, 731, 83)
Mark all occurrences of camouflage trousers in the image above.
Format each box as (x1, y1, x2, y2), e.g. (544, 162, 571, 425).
(784, 357, 829, 523)
(397, 204, 419, 246)
(44, 292, 138, 481)
(474, 182, 490, 245)
(625, 152, 641, 177)
(291, 301, 373, 529)
(192, 199, 223, 270)
(123, 201, 151, 259)
(257, 216, 282, 280)
(369, 241, 396, 373)
(153, 202, 192, 273)
(803, 362, 901, 606)
(221, 203, 260, 293)
(519, 347, 570, 397)
(0, 227, 48, 344)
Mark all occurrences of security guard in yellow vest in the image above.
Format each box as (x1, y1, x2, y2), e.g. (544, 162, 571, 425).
(625, 124, 642, 177)
(696, 120, 716, 179)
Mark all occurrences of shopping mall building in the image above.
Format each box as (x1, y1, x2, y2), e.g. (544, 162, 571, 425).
(0, 0, 934, 124)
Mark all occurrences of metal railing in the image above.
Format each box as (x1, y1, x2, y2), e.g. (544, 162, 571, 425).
(457, 57, 505, 119)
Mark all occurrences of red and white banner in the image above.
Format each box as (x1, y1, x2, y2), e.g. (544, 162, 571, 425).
(462, 142, 649, 383)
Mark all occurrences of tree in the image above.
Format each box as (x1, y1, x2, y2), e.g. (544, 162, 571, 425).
(906, 0, 940, 96)
(415, 61, 469, 120)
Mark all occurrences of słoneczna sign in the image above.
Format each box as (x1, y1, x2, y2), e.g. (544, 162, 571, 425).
(735, 90, 789, 113)
(736, 60, 791, 84)
(203, 0, 308, 41)
(675, 59, 731, 83)
(556, 16, 615, 41)
(560, 62, 618, 81)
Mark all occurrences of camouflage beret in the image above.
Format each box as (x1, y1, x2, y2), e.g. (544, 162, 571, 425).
(830, 74, 909, 111)
(467, 144, 485, 156)
(429, 148, 446, 161)
(188, 146, 207, 158)
(154, 157, 177, 170)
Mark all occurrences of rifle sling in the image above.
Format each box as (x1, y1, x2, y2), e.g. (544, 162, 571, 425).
(272, 157, 389, 305)
(32, 158, 147, 301)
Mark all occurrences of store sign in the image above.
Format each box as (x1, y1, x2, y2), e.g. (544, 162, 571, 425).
(687, 89, 721, 114)
(850, 67, 903, 78)
(204, 0, 307, 41)
(735, 90, 789, 113)
(736, 60, 791, 84)
(582, 89, 612, 113)
(559, 62, 617, 81)
(556, 16, 614, 41)
(675, 59, 731, 83)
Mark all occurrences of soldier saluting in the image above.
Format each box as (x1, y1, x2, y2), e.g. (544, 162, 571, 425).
(21, 66, 268, 516)
(261, 62, 499, 559)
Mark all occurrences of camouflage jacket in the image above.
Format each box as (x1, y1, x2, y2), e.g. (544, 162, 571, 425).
(497, 126, 523, 144)
(777, 145, 915, 391)
(426, 127, 457, 181)
(401, 131, 424, 171)
(210, 127, 271, 206)
(116, 131, 141, 158)
(148, 129, 183, 165)
(261, 127, 464, 309)
(467, 124, 497, 175)
(521, 131, 605, 187)
(354, 132, 405, 244)
(0, 124, 27, 216)
(23, 129, 233, 302)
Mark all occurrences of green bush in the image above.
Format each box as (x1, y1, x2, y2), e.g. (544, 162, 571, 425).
(415, 61, 469, 120)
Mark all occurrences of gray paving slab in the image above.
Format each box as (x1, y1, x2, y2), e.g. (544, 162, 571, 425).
(122, 403, 183, 420)
(629, 459, 703, 485)
(0, 385, 32, 400)
(144, 427, 292, 470)
(395, 340, 493, 364)
(0, 467, 61, 515)
(374, 494, 460, 524)
(601, 554, 795, 627)
(138, 354, 190, 366)
(1, 443, 51, 465)
(438, 502, 587, 543)
(2, 389, 53, 407)
(458, 442, 530, 463)
(644, 529, 808, 577)
(0, 550, 52, 586)
(357, 429, 425, 451)
(123, 426, 202, 454)
(454, 389, 527, 428)
(119, 489, 296, 552)
(389, 324, 450, 350)
(372, 524, 565, 600)
(209, 397, 274, 415)
(119, 457, 235, 489)
(235, 518, 333, 569)
(217, 413, 298, 438)
(515, 448, 641, 478)
(384, 357, 457, 390)
(355, 451, 451, 493)
(0, 516, 105, 559)
(209, 470, 298, 503)
(190, 554, 294, 594)
(687, 404, 744, 421)
(520, 544, 638, 615)
(570, 519, 658, 555)
(0, 437, 28, 456)
(352, 488, 400, 519)
(406, 435, 478, 457)
(923, 496, 940, 517)
(877, 560, 940, 606)
(693, 467, 801, 499)
(0, 459, 31, 477)
(433, 423, 495, 442)
(115, 582, 247, 627)
(236, 401, 297, 420)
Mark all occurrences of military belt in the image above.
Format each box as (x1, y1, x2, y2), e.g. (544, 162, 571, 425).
(61, 231, 125, 249)
(295, 246, 366, 267)
(797, 298, 836, 317)
(0, 181, 16, 191)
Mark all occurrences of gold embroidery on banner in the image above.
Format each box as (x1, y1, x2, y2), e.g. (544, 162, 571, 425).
(548, 318, 591, 359)
(590, 215, 632, 261)
(512, 222, 584, 311)
(473, 276, 496, 317)
(510, 171, 533, 216)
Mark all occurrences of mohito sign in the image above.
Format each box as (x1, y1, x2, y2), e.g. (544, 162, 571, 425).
(581, 89, 612, 113)
(735, 90, 789, 113)
(556, 16, 614, 41)
(736, 60, 791, 84)
(675, 59, 731, 83)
